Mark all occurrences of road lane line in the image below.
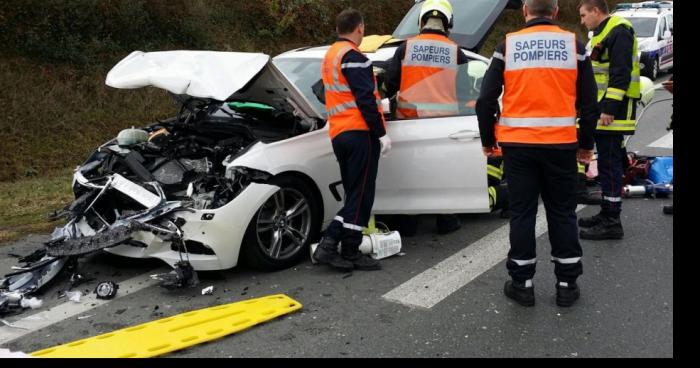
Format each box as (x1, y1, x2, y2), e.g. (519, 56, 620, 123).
(647, 132, 673, 149)
(0, 267, 166, 345)
(383, 205, 586, 309)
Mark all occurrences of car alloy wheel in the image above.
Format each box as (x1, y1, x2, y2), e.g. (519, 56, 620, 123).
(254, 188, 311, 261)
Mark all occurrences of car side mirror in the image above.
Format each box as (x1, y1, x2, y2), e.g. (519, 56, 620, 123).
(663, 30, 672, 40)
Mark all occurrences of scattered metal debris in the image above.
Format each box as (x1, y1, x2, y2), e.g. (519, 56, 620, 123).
(95, 281, 119, 300)
(64, 290, 82, 303)
(19, 297, 42, 310)
(150, 261, 199, 289)
(77, 315, 94, 320)
(1, 256, 69, 316)
(201, 286, 214, 295)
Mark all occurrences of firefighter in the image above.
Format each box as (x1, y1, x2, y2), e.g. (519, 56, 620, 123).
(312, 9, 391, 271)
(476, 0, 599, 307)
(384, 0, 468, 234)
(577, 0, 641, 240)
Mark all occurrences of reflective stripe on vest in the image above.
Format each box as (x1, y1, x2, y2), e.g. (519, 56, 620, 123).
(397, 33, 459, 119)
(321, 41, 385, 139)
(591, 15, 641, 127)
(497, 25, 578, 145)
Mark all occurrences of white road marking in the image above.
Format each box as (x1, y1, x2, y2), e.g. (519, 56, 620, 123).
(383, 205, 586, 309)
(647, 132, 673, 149)
(0, 268, 166, 345)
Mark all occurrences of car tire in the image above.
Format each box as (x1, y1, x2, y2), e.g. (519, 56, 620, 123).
(647, 57, 659, 80)
(240, 175, 321, 271)
(641, 55, 659, 81)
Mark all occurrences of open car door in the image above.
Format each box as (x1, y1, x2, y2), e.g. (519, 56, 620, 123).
(372, 61, 491, 214)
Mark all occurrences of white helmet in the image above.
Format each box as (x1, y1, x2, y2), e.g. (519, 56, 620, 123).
(639, 76, 655, 106)
(419, 0, 454, 30)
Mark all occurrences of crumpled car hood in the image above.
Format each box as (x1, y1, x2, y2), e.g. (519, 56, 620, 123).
(106, 50, 269, 101)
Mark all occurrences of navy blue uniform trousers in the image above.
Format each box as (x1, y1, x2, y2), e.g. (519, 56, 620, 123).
(502, 146, 583, 283)
(325, 131, 380, 248)
(595, 134, 625, 215)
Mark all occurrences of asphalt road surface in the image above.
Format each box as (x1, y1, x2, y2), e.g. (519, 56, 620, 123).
(0, 76, 673, 358)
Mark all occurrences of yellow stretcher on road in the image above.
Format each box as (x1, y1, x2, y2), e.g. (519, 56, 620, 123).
(31, 294, 302, 358)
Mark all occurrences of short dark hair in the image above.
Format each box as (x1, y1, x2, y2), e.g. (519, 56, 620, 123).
(526, 0, 557, 17)
(578, 0, 609, 14)
(336, 8, 363, 35)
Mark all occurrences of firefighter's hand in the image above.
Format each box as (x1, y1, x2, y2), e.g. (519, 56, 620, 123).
(482, 146, 498, 158)
(379, 134, 392, 157)
(577, 149, 594, 164)
(599, 113, 614, 126)
(662, 80, 673, 94)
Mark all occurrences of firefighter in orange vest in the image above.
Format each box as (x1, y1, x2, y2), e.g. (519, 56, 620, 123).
(312, 9, 391, 272)
(476, 0, 599, 307)
(384, 0, 469, 234)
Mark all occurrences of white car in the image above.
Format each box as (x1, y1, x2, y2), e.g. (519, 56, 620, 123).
(1, 0, 519, 309)
(613, 4, 673, 80)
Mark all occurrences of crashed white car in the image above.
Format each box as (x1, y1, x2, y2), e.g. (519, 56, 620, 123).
(1, 0, 519, 311)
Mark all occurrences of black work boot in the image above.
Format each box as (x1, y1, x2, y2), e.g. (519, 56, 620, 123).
(555, 281, 580, 307)
(436, 214, 461, 234)
(341, 246, 381, 271)
(579, 215, 624, 240)
(663, 205, 673, 215)
(312, 237, 353, 271)
(578, 212, 604, 228)
(503, 280, 535, 307)
(577, 190, 603, 205)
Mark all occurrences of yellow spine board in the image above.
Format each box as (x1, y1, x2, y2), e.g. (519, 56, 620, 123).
(31, 294, 302, 358)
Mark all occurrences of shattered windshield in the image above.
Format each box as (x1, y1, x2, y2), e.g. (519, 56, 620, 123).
(273, 58, 325, 117)
(625, 17, 657, 37)
(395, 60, 487, 120)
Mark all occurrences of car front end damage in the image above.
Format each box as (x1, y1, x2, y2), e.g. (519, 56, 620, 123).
(1, 50, 326, 315)
(0, 101, 286, 315)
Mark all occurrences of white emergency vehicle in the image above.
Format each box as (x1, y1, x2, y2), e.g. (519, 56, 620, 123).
(613, 2, 673, 80)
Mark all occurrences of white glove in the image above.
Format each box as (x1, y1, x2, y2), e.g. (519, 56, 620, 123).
(379, 135, 392, 157)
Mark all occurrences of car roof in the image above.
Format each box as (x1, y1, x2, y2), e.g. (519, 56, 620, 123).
(614, 8, 672, 18)
(274, 44, 488, 64)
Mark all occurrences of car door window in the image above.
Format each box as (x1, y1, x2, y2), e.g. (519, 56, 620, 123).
(272, 58, 326, 117)
(626, 17, 657, 37)
(666, 15, 673, 34)
(394, 61, 487, 120)
(658, 17, 666, 40)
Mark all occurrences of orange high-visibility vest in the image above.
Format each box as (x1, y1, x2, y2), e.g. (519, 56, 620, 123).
(322, 40, 384, 139)
(496, 25, 579, 145)
(397, 33, 459, 119)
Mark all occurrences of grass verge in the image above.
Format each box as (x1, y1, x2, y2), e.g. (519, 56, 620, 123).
(0, 168, 73, 245)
